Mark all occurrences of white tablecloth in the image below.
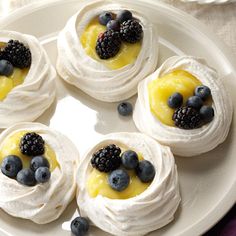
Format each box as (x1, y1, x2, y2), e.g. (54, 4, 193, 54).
(164, 0, 236, 56)
(0, 0, 236, 55)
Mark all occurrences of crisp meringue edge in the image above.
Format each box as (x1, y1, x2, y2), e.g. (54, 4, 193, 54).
(76, 132, 181, 236)
(0, 30, 57, 129)
(56, 0, 159, 102)
(133, 55, 233, 157)
(0, 122, 80, 224)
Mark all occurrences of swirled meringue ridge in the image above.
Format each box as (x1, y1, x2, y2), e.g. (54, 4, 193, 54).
(56, 0, 158, 102)
(77, 132, 180, 236)
(0, 122, 79, 224)
(133, 56, 233, 157)
(0, 31, 56, 129)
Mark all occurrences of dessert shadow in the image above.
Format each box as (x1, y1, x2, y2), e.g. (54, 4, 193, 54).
(59, 78, 138, 135)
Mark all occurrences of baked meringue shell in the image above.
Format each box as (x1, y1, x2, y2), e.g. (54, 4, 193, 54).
(133, 56, 233, 157)
(0, 122, 79, 224)
(56, 0, 158, 102)
(77, 132, 180, 236)
(0, 31, 56, 129)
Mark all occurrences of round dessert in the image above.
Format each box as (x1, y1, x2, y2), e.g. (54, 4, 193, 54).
(57, 0, 158, 102)
(77, 132, 180, 236)
(133, 56, 233, 156)
(0, 30, 56, 128)
(0, 122, 79, 224)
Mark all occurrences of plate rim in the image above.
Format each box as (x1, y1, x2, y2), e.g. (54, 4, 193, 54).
(0, 0, 235, 235)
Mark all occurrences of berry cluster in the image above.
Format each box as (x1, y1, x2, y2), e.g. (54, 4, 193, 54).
(96, 10, 143, 59)
(1, 132, 51, 186)
(91, 145, 155, 192)
(168, 85, 214, 129)
(0, 40, 31, 77)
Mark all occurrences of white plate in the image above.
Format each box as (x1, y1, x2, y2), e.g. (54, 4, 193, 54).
(0, 0, 236, 235)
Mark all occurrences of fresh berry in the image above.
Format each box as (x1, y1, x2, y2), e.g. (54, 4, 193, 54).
(1, 155, 22, 178)
(195, 85, 211, 101)
(16, 168, 36, 186)
(173, 106, 202, 129)
(98, 12, 114, 25)
(117, 10, 133, 23)
(200, 105, 214, 123)
(186, 96, 203, 110)
(121, 150, 139, 169)
(95, 30, 121, 59)
(0, 59, 14, 76)
(20, 132, 45, 156)
(91, 144, 121, 172)
(106, 20, 120, 31)
(136, 160, 155, 183)
(0, 40, 31, 68)
(120, 19, 143, 43)
(117, 102, 133, 116)
(35, 167, 51, 183)
(71, 217, 89, 236)
(30, 155, 50, 172)
(168, 92, 183, 109)
(108, 169, 130, 191)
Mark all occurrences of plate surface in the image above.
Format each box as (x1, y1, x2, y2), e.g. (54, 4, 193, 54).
(0, 0, 236, 236)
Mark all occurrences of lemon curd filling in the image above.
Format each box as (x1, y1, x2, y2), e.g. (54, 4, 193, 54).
(80, 17, 141, 70)
(148, 70, 202, 126)
(87, 152, 150, 199)
(0, 68, 29, 101)
(0, 42, 29, 101)
(0, 131, 59, 171)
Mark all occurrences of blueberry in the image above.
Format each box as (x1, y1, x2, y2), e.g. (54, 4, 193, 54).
(106, 20, 120, 31)
(117, 10, 133, 23)
(200, 105, 214, 123)
(108, 169, 130, 191)
(99, 12, 114, 25)
(186, 96, 203, 110)
(117, 102, 133, 116)
(35, 167, 51, 183)
(0, 60, 14, 77)
(168, 92, 183, 109)
(30, 155, 50, 172)
(1, 155, 22, 178)
(121, 150, 139, 169)
(17, 168, 36, 186)
(136, 160, 155, 183)
(71, 217, 89, 236)
(195, 85, 211, 100)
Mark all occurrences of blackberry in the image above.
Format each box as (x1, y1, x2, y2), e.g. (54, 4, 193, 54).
(20, 132, 45, 156)
(95, 30, 121, 59)
(172, 106, 202, 129)
(91, 144, 121, 172)
(120, 19, 143, 43)
(0, 40, 31, 68)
